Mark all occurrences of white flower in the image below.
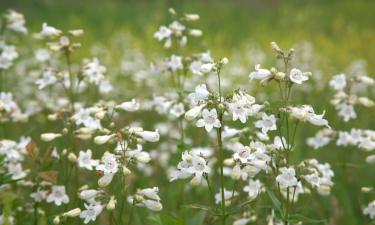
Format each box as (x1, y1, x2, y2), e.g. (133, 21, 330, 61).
(276, 167, 298, 188)
(188, 84, 210, 104)
(96, 152, 118, 175)
(35, 68, 57, 89)
(136, 130, 160, 142)
(46, 185, 69, 206)
(289, 68, 309, 84)
(249, 64, 271, 80)
(329, 74, 347, 90)
(303, 172, 320, 188)
(187, 154, 211, 183)
(7, 163, 27, 180)
(77, 149, 98, 170)
(82, 58, 107, 85)
(200, 63, 215, 74)
(170, 103, 185, 118)
(196, 108, 221, 132)
(336, 103, 356, 122)
(72, 108, 101, 130)
(0, 92, 17, 112)
(255, 113, 277, 134)
(363, 200, 375, 219)
(168, 55, 183, 71)
(154, 26, 172, 41)
(243, 179, 263, 200)
(80, 204, 103, 224)
(35, 48, 50, 62)
(30, 189, 47, 202)
(189, 61, 203, 76)
(130, 187, 163, 211)
(116, 99, 140, 112)
(5, 10, 27, 34)
(39, 22, 62, 37)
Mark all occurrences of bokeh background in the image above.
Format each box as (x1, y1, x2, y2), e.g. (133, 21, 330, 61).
(1, 0, 375, 224)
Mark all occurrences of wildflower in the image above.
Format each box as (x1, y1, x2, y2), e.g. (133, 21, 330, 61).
(168, 55, 183, 71)
(116, 99, 140, 112)
(39, 22, 62, 37)
(77, 149, 99, 170)
(196, 108, 221, 132)
(188, 84, 210, 104)
(7, 163, 27, 180)
(80, 204, 103, 224)
(170, 103, 185, 118)
(255, 113, 277, 134)
(249, 64, 271, 80)
(96, 152, 118, 175)
(30, 189, 47, 202)
(276, 167, 298, 188)
(46, 185, 69, 206)
(136, 130, 160, 142)
(336, 103, 357, 122)
(154, 26, 172, 41)
(289, 68, 309, 84)
(363, 201, 375, 219)
(82, 58, 107, 85)
(35, 68, 57, 89)
(329, 74, 347, 90)
(5, 10, 27, 34)
(243, 179, 263, 200)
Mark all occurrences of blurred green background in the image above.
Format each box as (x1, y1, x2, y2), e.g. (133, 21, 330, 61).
(1, 0, 375, 224)
(1, 0, 375, 72)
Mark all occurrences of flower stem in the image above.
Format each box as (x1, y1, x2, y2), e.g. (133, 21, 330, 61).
(216, 68, 226, 225)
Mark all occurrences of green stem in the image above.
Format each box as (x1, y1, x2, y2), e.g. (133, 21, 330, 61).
(216, 68, 226, 225)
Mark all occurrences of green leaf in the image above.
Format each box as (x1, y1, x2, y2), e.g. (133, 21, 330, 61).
(148, 213, 184, 225)
(289, 214, 326, 224)
(266, 189, 284, 217)
(184, 204, 218, 215)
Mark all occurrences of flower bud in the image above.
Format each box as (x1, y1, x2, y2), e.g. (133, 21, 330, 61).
(68, 152, 77, 162)
(358, 97, 374, 107)
(41, 133, 62, 142)
(136, 130, 160, 142)
(79, 189, 100, 200)
(275, 72, 285, 80)
(189, 29, 203, 37)
(53, 216, 60, 224)
(122, 166, 131, 176)
(63, 208, 81, 217)
(366, 154, 375, 164)
(185, 13, 200, 21)
(116, 99, 140, 112)
(361, 187, 373, 193)
(221, 57, 229, 65)
(185, 104, 205, 120)
(94, 134, 115, 145)
(98, 174, 114, 187)
(143, 200, 163, 211)
(106, 196, 117, 210)
(47, 114, 58, 121)
(135, 152, 151, 163)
